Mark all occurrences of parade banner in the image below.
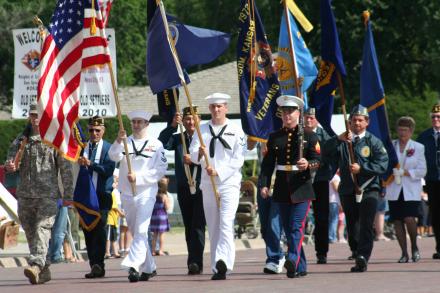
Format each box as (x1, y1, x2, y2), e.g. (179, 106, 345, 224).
(12, 28, 117, 119)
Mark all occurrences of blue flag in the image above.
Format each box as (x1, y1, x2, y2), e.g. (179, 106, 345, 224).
(360, 18, 398, 184)
(72, 123, 101, 231)
(310, 0, 346, 135)
(277, 9, 318, 108)
(237, 0, 282, 142)
(73, 166, 101, 231)
(157, 88, 179, 125)
(147, 5, 230, 94)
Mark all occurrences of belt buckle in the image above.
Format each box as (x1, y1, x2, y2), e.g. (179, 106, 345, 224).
(285, 165, 293, 171)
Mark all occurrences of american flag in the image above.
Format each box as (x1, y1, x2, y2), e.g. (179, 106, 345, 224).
(98, 0, 113, 27)
(38, 0, 111, 161)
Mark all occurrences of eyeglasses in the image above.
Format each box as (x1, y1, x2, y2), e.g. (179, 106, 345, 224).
(431, 115, 440, 119)
(88, 128, 102, 133)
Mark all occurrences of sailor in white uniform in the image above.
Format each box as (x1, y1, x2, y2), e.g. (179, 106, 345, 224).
(188, 93, 246, 280)
(108, 110, 167, 283)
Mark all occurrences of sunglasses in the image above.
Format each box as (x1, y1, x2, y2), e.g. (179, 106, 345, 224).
(88, 128, 102, 133)
(431, 115, 440, 119)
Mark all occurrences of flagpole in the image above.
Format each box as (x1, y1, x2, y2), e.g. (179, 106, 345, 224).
(336, 71, 362, 195)
(283, 0, 305, 159)
(171, 88, 196, 193)
(155, 0, 220, 207)
(108, 61, 137, 196)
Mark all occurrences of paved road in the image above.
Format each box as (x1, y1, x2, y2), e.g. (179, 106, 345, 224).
(0, 237, 439, 293)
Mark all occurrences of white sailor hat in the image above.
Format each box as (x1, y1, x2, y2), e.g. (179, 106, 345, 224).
(205, 92, 231, 105)
(276, 95, 304, 109)
(127, 110, 153, 121)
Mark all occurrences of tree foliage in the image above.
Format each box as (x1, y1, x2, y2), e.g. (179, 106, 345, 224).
(0, 0, 439, 129)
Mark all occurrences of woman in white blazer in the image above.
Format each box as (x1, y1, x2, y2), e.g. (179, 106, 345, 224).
(386, 117, 427, 263)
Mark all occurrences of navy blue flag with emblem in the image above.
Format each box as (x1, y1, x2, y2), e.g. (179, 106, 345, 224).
(147, 3, 230, 94)
(360, 16, 398, 184)
(310, 0, 346, 136)
(72, 123, 101, 232)
(277, 6, 317, 108)
(237, 0, 281, 142)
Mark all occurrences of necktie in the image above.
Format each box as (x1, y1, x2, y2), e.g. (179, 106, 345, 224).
(209, 125, 231, 158)
(89, 143, 97, 162)
(354, 136, 360, 144)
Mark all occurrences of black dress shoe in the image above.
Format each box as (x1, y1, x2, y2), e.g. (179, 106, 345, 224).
(412, 250, 421, 262)
(211, 260, 227, 280)
(128, 267, 139, 283)
(284, 259, 296, 278)
(188, 263, 202, 275)
(432, 252, 440, 259)
(398, 255, 409, 263)
(211, 272, 226, 280)
(295, 271, 307, 277)
(85, 264, 105, 278)
(215, 260, 227, 275)
(317, 255, 327, 264)
(350, 256, 367, 272)
(139, 270, 157, 281)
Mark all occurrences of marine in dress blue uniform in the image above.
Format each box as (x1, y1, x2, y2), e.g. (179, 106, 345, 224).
(158, 106, 206, 274)
(417, 103, 440, 259)
(260, 95, 320, 278)
(78, 116, 115, 278)
(323, 105, 389, 272)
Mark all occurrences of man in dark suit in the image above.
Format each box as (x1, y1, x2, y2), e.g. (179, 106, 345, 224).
(159, 106, 206, 275)
(78, 116, 115, 278)
(304, 107, 334, 264)
(260, 95, 320, 278)
(417, 102, 440, 259)
(324, 105, 389, 272)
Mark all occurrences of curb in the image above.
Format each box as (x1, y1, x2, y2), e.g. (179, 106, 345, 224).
(0, 239, 265, 268)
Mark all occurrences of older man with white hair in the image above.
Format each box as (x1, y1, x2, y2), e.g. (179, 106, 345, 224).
(109, 110, 167, 283)
(188, 93, 246, 280)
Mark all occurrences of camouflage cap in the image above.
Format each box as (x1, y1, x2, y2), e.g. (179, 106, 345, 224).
(88, 116, 105, 126)
(304, 107, 316, 116)
(183, 105, 198, 117)
(350, 104, 369, 118)
(431, 103, 440, 114)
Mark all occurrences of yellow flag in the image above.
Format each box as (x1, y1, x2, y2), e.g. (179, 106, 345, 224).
(286, 0, 313, 32)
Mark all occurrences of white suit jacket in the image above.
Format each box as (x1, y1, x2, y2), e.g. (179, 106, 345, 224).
(189, 119, 246, 189)
(386, 139, 427, 201)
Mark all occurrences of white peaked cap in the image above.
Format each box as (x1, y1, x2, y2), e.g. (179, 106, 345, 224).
(276, 95, 304, 109)
(205, 92, 231, 105)
(127, 110, 153, 121)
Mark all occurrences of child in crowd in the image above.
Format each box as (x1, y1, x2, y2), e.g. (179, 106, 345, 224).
(105, 173, 124, 258)
(150, 177, 171, 256)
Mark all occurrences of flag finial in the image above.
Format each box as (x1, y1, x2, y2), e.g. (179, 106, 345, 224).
(363, 10, 370, 27)
(90, 0, 97, 35)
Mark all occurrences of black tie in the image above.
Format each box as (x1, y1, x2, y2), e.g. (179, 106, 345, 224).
(354, 136, 360, 144)
(209, 125, 231, 158)
(89, 143, 97, 162)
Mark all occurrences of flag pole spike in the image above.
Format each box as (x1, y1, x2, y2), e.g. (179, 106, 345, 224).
(156, 0, 220, 207)
(171, 88, 197, 192)
(108, 61, 137, 196)
(363, 10, 370, 28)
(90, 0, 97, 35)
(283, 0, 305, 159)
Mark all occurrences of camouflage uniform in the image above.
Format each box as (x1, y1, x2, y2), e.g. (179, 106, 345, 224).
(6, 133, 74, 269)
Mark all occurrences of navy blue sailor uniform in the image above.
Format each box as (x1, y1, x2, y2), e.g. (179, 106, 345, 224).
(323, 132, 388, 262)
(158, 126, 206, 270)
(260, 127, 320, 274)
